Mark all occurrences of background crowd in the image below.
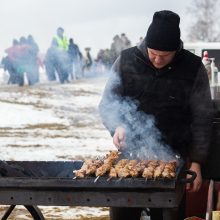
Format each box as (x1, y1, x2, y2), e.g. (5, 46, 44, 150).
(1, 27, 136, 86)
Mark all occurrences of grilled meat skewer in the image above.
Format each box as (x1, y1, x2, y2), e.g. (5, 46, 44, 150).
(108, 167, 117, 180)
(73, 151, 178, 180)
(73, 159, 93, 178)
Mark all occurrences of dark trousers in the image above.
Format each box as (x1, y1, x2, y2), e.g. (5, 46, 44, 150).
(110, 194, 185, 220)
(110, 207, 167, 220)
(110, 207, 185, 220)
(110, 207, 143, 220)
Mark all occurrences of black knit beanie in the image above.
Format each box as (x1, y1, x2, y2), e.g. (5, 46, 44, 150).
(146, 10, 181, 51)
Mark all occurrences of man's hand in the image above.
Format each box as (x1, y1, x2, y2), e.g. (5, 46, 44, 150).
(186, 162, 202, 192)
(113, 127, 126, 150)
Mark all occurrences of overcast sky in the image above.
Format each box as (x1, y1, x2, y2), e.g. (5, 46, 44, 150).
(0, 0, 192, 58)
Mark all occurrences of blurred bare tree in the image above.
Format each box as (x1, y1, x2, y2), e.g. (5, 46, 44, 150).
(186, 0, 220, 42)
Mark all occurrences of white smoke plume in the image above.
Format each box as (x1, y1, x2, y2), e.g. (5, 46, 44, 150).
(99, 70, 179, 161)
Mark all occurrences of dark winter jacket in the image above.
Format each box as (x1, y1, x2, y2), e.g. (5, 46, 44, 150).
(99, 41, 213, 164)
(68, 43, 82, 61)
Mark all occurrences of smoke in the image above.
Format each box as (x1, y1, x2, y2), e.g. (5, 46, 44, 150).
(99, 70, 178, 161)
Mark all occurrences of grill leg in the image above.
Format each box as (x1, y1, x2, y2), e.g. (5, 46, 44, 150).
(24, 205, 45, 220)
(1, 205, 16, 220)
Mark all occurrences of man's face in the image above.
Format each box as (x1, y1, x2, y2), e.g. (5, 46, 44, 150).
(147, 48, 176, 69)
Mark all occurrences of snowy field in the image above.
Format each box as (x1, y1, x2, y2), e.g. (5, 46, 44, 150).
(0, 69, 114, 219)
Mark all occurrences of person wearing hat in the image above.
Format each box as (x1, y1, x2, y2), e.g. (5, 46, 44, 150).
(99, 10, 213, 220)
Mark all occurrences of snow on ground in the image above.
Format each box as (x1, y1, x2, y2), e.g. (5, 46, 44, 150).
(0, 70, 114, 219)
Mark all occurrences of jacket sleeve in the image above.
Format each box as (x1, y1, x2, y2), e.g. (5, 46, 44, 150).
(189, 63, 214, 164)
(98, 56, 125, 136)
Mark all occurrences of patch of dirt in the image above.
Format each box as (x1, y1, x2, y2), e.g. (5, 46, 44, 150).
(0, 98, 51, 109)
(25, 123, 68, 130)
(76, 217, 109, 220)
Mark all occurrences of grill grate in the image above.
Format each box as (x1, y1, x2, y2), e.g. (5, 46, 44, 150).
(0, 161, 188, 190)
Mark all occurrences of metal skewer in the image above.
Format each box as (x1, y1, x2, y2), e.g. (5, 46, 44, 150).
(94, 176, 100, 183)
(117, 177, 123, 182)
(107, 177, 112, 181)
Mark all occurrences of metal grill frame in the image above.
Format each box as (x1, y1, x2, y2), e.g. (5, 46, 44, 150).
(0, 161, 187, 220)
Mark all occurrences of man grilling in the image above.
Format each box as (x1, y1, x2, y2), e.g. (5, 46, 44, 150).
(99, 10, 213, 220)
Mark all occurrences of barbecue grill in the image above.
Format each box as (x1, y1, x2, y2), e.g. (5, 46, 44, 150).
(0, 160, 195, 220)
